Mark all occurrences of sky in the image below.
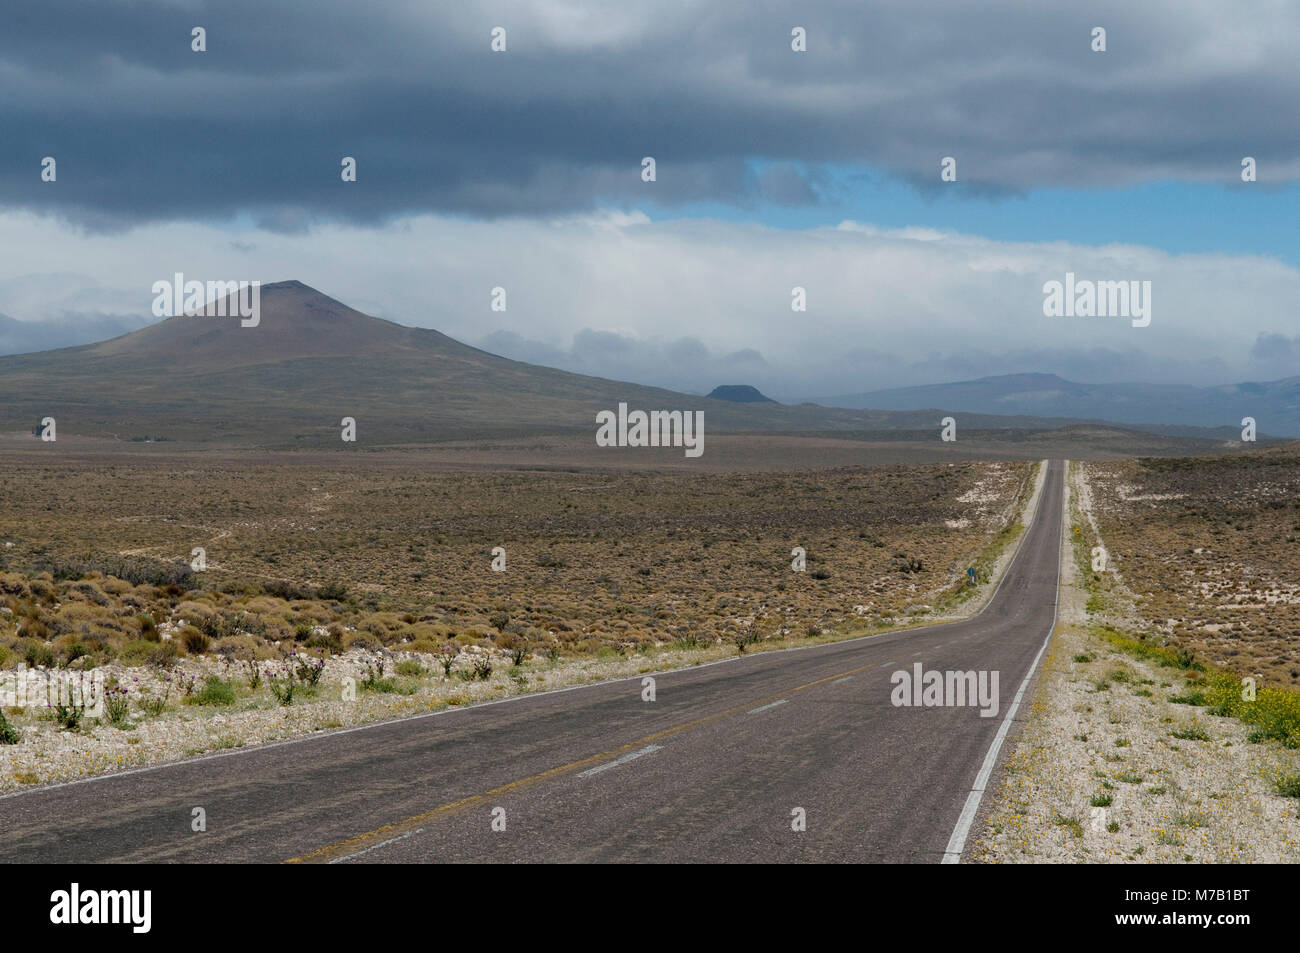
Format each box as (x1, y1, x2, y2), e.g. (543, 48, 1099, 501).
(1, 0, 1297, 399)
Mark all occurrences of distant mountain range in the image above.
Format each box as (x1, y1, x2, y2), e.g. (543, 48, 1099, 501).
(809, 372, 1300, 438)
(0, 282, 1268, 449)
(0, 310, 152, 356)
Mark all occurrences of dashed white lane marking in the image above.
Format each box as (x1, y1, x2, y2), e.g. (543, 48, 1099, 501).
(577, 744, 663, 778)
(330, 827, 425, 864)
(831, 676, 854, 684)
(748, 699, 788, 714)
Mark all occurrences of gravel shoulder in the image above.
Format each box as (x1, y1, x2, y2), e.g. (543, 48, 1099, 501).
(972, 461, 1300, 863)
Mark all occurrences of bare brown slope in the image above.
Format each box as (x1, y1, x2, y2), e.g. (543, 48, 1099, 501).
(88, 280, 433, 368)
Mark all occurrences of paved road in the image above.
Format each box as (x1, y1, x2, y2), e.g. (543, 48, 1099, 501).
(0, 460, 1064, 864)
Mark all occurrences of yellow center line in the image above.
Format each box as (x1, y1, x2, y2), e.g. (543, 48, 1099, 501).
(284, 658, 880, 864)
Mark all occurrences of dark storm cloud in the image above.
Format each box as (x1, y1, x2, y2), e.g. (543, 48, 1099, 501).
(3, 0, 1298, 228)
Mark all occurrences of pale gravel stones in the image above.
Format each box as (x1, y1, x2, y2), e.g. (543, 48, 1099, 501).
(975, 463, 1300, 863)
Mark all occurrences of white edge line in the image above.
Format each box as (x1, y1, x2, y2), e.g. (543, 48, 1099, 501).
(0, 462, 1049, 804)
(941, 460, 1064, 864)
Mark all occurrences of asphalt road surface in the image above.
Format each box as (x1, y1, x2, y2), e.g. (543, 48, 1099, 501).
(0, 460, 1065, 864)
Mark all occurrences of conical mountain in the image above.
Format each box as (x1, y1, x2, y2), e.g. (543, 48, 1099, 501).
(0, 281, 889, 443)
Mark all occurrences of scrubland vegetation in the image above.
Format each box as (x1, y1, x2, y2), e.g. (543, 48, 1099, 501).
(0, 458, 1032, 668)
(0, 456, 1032, 784)
(1074, 448, 1300, 688)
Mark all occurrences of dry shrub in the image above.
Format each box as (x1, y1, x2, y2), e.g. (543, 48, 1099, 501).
(148, 640, 180, 666)
(69, 581, 111, 606)
(357, 612, 404, 636)
(28, 577, 55, 599)
(101, 576, 133, 596)
(174, 625, 208, 655)
(0, 573, 30, 597)
(118, 639, 157, 665)
(400, 623, 443, 643)
(18, 617, 50, 640)
(48, 602, 101, 635)
(241, 595, 289, 617)
(342, 631, 380, 652)
(212, 634, 277, 660)
(52, 632, 85, 656)
(287, 603, 334, 625)
(174, 601, 215, 624)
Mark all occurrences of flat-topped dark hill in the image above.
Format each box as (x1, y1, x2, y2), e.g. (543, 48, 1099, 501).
(707, 385, 776, 403)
